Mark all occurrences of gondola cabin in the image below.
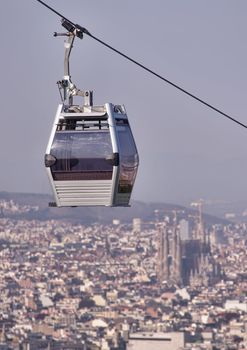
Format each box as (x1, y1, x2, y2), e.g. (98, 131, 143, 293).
(45, 22, 139, 207)
(45, 102, 139, 207)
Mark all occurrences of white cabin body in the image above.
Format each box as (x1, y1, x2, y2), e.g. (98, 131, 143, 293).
(45, 103, 139, 207)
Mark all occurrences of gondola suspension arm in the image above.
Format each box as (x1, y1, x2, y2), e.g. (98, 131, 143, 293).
(54, 19, 93, 109)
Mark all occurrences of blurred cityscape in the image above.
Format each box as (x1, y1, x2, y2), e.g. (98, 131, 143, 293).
(0, 196, 246, 349)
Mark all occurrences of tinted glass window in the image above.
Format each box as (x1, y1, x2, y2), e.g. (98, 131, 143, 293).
(52, 131, 112, 159)
(50, 131, 113, 180)
(116, 125, 139, 194)
(117, 125, 138, 168)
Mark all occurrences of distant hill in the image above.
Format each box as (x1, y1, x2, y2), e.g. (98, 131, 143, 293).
(0, 191, 230, 226)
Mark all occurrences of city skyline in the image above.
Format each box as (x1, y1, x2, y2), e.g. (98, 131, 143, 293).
(0, 195, 245, 348)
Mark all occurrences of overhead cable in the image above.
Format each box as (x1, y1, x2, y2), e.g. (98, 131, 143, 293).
(35, 0, 247, 130)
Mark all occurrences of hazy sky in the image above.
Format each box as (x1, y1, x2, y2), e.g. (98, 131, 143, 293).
(1, 1, 247, 205)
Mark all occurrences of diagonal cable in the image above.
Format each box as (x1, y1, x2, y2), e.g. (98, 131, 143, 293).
(35, 0, 247, 130)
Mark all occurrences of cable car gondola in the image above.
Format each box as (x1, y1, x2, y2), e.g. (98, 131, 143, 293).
(45, 20, 139, 207)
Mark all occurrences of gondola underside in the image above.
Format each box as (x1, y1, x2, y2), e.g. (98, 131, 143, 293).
(52, 180, 113, 206)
